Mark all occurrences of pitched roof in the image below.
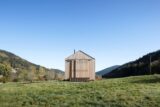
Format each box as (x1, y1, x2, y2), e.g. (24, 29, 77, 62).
(65, 50, 95, 60)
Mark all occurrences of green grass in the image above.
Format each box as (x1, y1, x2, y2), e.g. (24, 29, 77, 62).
(0, 75, 160, 107)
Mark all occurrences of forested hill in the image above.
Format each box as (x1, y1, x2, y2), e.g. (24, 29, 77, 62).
(0, 49, 64, 82)
(96, 65, 120, 76)
(103, 50, 160, 78)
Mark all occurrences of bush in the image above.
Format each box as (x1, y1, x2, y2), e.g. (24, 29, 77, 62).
(0, 76, 3, 82)
(12, 78, 19, 82)
(2, 77, 6, 83)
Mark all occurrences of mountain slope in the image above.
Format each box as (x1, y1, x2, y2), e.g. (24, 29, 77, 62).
(103, 50, 160, 78)
(96, 65, 120, 76)
(0, 49, 64, 81)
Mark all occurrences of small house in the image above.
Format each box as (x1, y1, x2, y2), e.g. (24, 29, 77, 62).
(65, 50, 95, 81)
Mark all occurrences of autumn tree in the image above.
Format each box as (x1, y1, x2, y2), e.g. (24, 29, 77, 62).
(0, 64, 11, 82)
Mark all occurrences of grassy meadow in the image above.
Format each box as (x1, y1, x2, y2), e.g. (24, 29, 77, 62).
(0, 75, 160, 107)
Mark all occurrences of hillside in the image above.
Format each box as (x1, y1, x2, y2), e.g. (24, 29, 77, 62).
(96, 65, 120, 76)
(0, 49, 64, 82)
(103, 50, 160, 78)
(0, 75, 160, 107)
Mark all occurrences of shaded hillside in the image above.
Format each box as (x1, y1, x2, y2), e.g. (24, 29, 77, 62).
(0, 49, 64, 82)
(103, 50, 160, 78)
(96, 65, 120, 76)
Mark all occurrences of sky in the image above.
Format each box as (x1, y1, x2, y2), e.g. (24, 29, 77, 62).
(0, 0, 160, 71)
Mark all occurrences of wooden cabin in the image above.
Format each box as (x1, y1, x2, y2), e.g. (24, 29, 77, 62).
(65, 50, 95, 82)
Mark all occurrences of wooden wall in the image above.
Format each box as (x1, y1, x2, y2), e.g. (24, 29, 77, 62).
(65, 59, 95, 81)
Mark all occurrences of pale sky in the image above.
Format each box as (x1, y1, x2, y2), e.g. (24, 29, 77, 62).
(0, 0, 160, 71)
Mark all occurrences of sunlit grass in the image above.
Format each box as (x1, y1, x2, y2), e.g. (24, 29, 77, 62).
(0, 75, 160, 107)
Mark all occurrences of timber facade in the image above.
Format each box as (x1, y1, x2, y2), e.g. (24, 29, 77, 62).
(65, 50, 95, 82)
